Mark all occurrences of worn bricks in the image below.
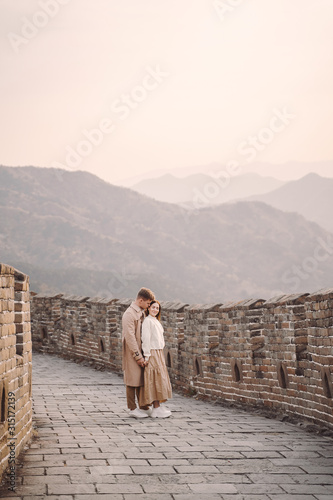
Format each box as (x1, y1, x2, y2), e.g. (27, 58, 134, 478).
(30, 288, 333, 432)
(0, 263, 33, 484)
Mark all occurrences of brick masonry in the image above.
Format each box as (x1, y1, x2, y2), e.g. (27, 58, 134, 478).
(0, 263, 32, 484)
(31, 289, 333, 430)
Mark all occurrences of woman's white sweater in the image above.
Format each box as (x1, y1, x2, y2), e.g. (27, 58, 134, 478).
(141, 315, 165, 361)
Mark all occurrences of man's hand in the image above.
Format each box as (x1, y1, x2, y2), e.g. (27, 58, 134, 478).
(136, 358, 146, 367)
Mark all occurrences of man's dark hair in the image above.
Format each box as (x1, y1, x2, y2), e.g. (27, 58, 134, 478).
(137, 287, 155, 301)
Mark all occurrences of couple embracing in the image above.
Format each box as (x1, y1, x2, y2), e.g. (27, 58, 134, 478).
(122, 287, 172, 419)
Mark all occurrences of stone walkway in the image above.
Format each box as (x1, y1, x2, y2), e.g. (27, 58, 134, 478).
(1, 353, 333, 500)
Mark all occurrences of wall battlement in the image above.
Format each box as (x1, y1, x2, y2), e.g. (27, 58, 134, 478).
(0, 264, 32, 485)
(31, 290, 333, 430)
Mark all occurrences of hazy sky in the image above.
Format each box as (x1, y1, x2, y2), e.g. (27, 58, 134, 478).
(1, 0, 333, 185)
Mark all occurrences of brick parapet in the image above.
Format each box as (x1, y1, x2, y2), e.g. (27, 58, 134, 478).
(30, 288, 333, 430)
(0, 264, 32, 486)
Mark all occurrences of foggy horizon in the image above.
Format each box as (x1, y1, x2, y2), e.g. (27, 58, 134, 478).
(1, 0, 333, 185)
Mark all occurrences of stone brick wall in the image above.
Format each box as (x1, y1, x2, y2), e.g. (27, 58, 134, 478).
(31, 290, 333, 430)
(0, 264, 32, 485)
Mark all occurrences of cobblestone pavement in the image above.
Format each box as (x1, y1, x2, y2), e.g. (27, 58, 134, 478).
(1, 353, 333, 500)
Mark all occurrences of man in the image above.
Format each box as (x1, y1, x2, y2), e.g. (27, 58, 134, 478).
(122, 287, 155, 418)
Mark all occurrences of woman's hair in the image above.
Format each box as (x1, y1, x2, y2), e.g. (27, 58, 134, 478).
(146, 300, 161, 321)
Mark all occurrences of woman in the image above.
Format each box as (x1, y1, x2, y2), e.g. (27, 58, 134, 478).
(141, 300, 172, 418)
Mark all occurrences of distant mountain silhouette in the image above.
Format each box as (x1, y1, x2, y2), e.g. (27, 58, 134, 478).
(247, 173, 333, 233)
(132, 172, 284, 205)
(1, 165, 333, 302)
(118, 160, 333, 186)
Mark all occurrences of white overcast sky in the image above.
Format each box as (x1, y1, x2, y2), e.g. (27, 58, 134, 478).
(1, 0, 333, 184)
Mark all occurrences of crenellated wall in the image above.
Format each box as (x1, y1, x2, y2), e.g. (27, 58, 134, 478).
(31, 290, 333, 430)
(0, 264, 32, 486)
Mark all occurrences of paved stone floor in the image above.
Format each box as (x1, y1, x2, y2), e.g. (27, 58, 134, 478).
(1, 353, 333, 500)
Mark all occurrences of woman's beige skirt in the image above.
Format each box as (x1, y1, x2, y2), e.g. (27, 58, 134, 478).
(140, 349, 172, 406)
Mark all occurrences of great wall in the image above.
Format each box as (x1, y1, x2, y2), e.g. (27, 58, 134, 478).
(1, 263, 333, 483)
(0, 264, 32, 483)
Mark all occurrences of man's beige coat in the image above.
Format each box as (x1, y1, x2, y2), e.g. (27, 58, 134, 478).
(122, 302, 144, 387)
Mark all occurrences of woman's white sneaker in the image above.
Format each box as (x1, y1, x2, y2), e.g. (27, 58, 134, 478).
(151, 406, 171, 418)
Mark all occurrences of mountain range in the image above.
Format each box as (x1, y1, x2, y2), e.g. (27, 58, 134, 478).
(247, 173, 333, 233)
(1, 165, 333, 302)
(131, 173, 285, 205)
(118, 160, 333, 186)
(131, 171, 333, 234)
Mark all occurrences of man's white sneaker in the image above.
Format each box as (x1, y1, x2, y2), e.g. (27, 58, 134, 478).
(129, 408, 149, 418)
(151, 406, 172, 418)
(141, 408, 153, 417)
